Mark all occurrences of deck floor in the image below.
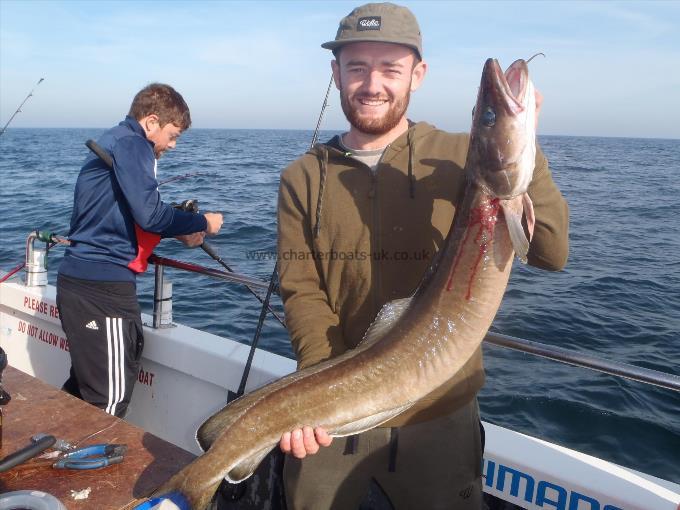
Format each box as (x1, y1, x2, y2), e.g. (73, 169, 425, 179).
(0, 366, 196, 509)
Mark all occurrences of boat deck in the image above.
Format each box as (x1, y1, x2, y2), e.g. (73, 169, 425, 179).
(0, 366, 196, 509)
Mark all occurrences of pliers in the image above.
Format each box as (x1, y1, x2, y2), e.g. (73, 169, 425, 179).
(53, 443, 127, 470)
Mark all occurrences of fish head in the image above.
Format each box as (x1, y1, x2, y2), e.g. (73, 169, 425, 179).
(468, 58, 537, 199)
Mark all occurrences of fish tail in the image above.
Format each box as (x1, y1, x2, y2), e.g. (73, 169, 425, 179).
(147, 485, 221, 510)
(149, 465, 223, 509)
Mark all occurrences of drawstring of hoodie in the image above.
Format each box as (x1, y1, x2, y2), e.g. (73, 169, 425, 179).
(407, 129, 416, 199)
(314, 128, 417, 237)
(314, 145, 328, 239)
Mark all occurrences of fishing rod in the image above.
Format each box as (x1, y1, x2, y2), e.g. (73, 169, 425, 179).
(221, 77, 339, 500)
(239, 73, 335, 388)
(239, 73, 335, 385)
(171, 199, 285, 327)
(219, 77, 338, 502)
(0, 78, 44, 137)
(310, 74, 334, 149)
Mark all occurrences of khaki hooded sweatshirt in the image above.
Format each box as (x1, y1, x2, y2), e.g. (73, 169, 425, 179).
(277, 122, 569, 426)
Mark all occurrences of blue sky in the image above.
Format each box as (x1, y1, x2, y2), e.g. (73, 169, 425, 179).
(1, 1, 678, 138)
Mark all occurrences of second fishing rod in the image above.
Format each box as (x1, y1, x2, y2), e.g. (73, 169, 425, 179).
(85, 139, 285, 327)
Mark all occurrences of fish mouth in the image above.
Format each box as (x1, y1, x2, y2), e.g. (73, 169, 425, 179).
(484, 58, 528, 115)
(470, 58, 535, 199)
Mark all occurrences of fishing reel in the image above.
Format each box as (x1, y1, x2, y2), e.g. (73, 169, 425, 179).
(171, 199, 200, 214)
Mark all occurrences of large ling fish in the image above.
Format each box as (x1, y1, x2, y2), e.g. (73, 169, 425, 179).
(152, 57, 538, 509)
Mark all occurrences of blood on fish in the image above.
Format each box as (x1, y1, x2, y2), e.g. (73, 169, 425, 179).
(446, 197, 500, 299)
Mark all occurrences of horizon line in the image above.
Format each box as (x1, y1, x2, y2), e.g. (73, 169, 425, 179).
(0, 127, 677, 142)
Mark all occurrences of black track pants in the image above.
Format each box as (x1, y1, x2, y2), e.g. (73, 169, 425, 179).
(56, 274, 144, 418)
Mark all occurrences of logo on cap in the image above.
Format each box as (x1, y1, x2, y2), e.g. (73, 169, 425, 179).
(357, 16, 381, 31)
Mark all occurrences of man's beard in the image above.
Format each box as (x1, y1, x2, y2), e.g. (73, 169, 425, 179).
(340, 85, 410, 135)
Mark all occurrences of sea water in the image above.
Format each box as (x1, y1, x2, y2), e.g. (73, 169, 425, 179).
(1, 128, 678, 482)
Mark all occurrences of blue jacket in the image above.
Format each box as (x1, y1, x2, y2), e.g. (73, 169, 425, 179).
(59, 116, 207, 282)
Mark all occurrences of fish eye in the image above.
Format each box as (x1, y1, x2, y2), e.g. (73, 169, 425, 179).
(482, 107, 496, 127)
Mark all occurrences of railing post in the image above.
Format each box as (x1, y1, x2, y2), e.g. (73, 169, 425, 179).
(152, 264, 173, 328)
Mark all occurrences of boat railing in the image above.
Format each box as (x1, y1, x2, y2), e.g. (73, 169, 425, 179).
(484, 332, 680, 392)
(148, 253, 680, 393)
(148, 254, 274, 329)
(150, 254, 271, 290)
(8, 231, 680, 394)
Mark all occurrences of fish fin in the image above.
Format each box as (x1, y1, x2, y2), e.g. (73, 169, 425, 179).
(197, 351, 343, 451)
(500, 194, 532, 264)
(197, 392, 265, 451)
(197, 366, 320, 450)
(523, 192, 535, 240)
(225, 444, 274, 483)
(197, 399, 249, 451)
(360, 297, 412, 346)
(332, 403, 413, 436)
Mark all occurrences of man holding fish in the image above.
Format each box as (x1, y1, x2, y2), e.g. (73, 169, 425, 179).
(150, 3, 569, 508)
(277, 2, 569, 508)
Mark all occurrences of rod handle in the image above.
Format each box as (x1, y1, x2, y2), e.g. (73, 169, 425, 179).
(0, 434, 56, 472)
(85, 139, 114, 169)
(200, 241, 222, 262)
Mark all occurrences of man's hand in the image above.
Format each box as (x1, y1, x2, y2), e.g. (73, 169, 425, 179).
(535, 88, 543, 129)
(204, 212, 223, 235)
(175, 232, 205, 247)
(279, 426, 332, 458)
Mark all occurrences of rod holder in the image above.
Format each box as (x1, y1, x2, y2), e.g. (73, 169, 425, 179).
(152, 265, 173, 329)
(24, 232, 48, 287)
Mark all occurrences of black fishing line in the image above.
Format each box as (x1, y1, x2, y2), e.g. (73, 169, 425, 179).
(526, 53, 546, 64)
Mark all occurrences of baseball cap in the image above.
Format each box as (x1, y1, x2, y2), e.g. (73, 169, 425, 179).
(321, 2, 422, 60)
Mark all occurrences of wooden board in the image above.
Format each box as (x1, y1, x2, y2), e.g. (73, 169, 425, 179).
(0, 366, 196, 509)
